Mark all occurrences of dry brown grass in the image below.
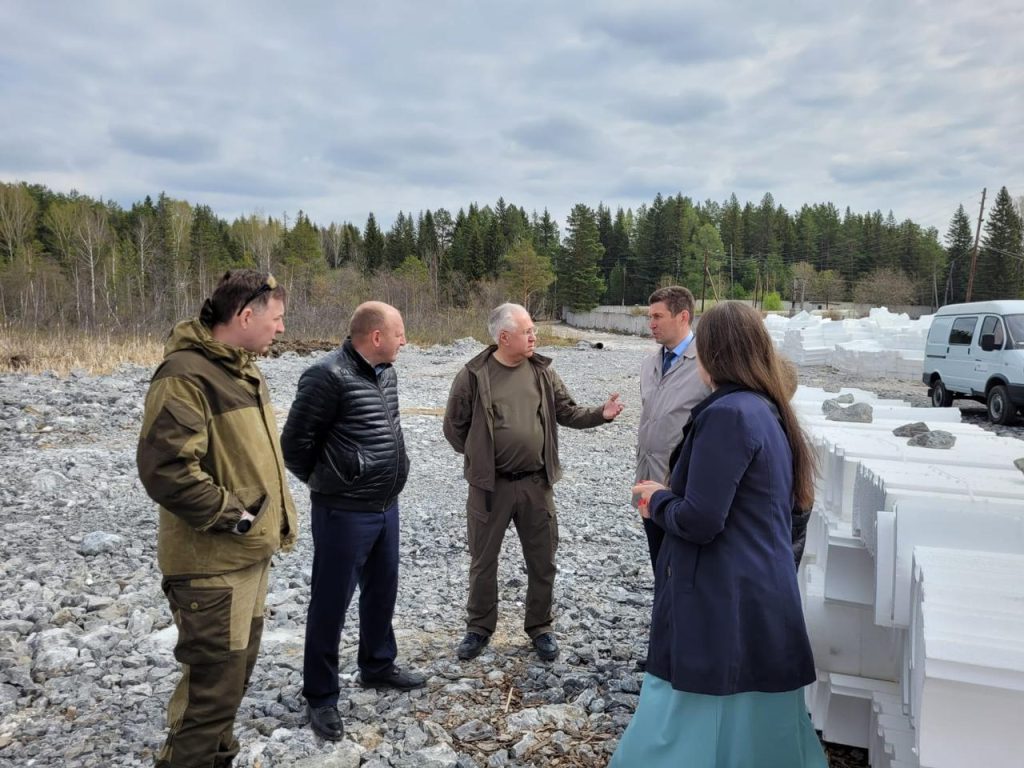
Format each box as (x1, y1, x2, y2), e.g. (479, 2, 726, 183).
(0, 327, 165, 375)
(0, 318, 576, 377)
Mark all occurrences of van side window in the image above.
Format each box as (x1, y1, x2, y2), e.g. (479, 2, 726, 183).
(980, 316, 1005, 349)
(948, 316, 977, 345)
(1006, 315, 1024, 348)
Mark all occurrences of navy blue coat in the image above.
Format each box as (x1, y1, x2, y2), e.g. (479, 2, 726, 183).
(646, 384, 816, 695)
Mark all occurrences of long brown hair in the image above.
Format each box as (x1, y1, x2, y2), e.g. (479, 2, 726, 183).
(696, 302, 816, 509)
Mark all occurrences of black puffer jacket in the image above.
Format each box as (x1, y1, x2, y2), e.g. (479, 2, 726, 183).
(281, 339, 409, 511)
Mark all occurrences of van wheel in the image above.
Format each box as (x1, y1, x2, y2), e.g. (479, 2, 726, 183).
(987, 385, 1016, 425)
(931, 380, 953, 408)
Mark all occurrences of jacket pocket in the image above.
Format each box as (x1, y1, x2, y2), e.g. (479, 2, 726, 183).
(319, 439, 363, 484)
(664, 544, 700, 593)
(163, 582, 232, 664)
(234, 485, 268, 521)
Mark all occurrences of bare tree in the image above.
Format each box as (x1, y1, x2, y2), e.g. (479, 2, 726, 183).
(321, 222, 344, 269)
(812, 269, 846, 308)
(133, 215, 156, 312)
(791, 261, 816, 310)
(74, 203, 111, 325)
(44, 200, 82, 324)
(230, 213, 282, 273)
(852, 267, 916, 307)
(0, 182, 39, 264)
(164, 200, 194, 317)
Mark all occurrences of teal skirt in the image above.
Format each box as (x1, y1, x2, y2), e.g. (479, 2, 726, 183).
(609, 674, 828, 768)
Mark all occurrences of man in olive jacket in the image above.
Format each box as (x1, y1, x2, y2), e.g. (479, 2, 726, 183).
(137, 270, 297, 768)
(443, 303, 624, 663)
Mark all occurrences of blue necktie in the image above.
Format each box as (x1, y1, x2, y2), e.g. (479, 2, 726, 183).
(662, 349, 676, 376)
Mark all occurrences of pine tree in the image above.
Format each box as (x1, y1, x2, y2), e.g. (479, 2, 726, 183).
(943, 205, 973, 303)
(557, 204, 605, 311)
(363, 213, 384, 274)
(973, 187, 1024, 300)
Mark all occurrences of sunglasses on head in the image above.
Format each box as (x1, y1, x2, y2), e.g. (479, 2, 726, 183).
(236, 274, 278, 316)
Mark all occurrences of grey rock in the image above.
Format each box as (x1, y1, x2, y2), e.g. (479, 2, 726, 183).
(31, 644, 79, 681)
(30, 469, 69, 494)
(893, 422, 930, 437)
(908, 430, 956, 449)
(292, 741, 365, 767)
(402, 723, 429, 751)
(412, 742, 459, 767)
(422, 719, 452, 744)
(836, 393, 855, 404)
(78, 531, 125, 556)
(821, 398, 841, 415)
(511, 732, 539, 759)
(452, 718, 495, 743)
(825, 402, 874, 423)
(1015, 458, 1024, 474)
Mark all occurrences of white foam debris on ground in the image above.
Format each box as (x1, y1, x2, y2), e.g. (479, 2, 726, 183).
(765, 308, 934, 380)
(794, 384, 1024, 768)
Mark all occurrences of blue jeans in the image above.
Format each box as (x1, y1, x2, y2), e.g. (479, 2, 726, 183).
(302, 500, 399, 707)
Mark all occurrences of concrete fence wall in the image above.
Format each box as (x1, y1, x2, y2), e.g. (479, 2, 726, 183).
(564, 302, 936, 335)
(562, 306, 652, 336)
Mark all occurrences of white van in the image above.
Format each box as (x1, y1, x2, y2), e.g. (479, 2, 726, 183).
(923, 300, 1024, 424)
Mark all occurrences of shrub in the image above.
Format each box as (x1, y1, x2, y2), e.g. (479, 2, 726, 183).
(762, 291, 783, 311)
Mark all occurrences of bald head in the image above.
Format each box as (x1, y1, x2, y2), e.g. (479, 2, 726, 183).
(349, 301, 406, 365)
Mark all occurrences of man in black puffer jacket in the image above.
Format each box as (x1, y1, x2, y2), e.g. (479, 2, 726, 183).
(282, 301, 424, 743)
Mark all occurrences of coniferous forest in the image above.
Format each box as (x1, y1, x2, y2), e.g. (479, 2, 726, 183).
(0, 180, 1021, 338)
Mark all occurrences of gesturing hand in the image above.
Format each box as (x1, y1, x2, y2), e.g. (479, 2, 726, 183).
(602, 392, 624, 421)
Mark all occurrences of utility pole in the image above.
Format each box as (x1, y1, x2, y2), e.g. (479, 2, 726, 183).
(700, 249, 709, 311)
(965, 188, 987, 302)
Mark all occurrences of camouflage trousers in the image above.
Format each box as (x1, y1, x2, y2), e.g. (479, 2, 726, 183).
(155, 557, 270, 768)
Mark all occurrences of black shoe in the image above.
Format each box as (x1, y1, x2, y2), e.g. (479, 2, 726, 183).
(532, 632, 558, 662)
(456, 631, 489, 660)
(307, 703, 343, 741)
(360, 664, 426, 691)
(635, 657, 647, 672)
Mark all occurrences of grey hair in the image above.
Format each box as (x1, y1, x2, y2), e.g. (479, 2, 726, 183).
(488, 303, 528, 343)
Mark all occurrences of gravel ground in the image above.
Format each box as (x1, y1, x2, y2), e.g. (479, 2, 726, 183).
(0, 327, 1019, 767)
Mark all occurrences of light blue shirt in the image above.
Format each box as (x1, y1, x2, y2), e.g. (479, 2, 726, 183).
(665, 331, 694, 361)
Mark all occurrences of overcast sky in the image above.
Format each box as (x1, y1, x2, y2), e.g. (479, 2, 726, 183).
(2, 1, 1021, 235)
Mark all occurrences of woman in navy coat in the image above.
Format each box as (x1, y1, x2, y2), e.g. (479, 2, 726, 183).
(612, 301, 827, 768)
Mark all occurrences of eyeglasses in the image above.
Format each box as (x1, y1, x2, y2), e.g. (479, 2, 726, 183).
(511, 327, 537, 337)
(236, 274, 278, 315)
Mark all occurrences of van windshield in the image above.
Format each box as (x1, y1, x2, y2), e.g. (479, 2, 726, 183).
(1006, 315, 1024, 348)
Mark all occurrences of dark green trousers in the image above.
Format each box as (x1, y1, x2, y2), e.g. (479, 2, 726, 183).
(465, 473, 558, 639)
(156, 558, 269, 768)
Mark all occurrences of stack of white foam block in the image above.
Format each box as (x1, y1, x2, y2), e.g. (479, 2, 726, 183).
(794, 386, 1024, 767)
(765, 308, 933, 379)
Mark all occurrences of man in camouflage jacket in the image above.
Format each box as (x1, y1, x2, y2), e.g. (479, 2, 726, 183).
(137, 270, 297, 768)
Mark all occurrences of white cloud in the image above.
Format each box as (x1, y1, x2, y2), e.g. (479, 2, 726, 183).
(0, 0, 1020, 232)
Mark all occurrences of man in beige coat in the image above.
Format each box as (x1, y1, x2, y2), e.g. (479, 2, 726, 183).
(636, 285, 710, 570)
